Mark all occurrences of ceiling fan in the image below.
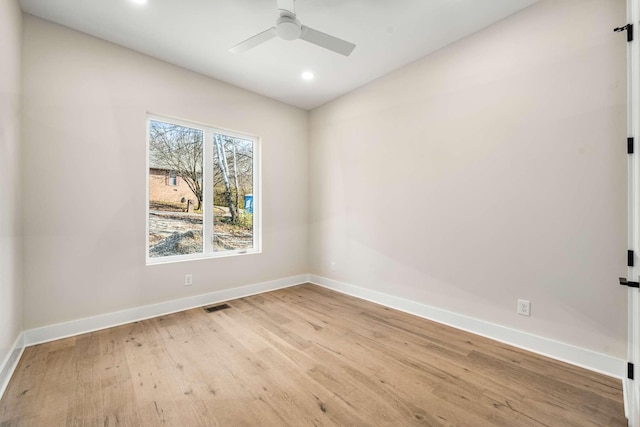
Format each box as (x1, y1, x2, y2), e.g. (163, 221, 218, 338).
(229, 0, 356, 56)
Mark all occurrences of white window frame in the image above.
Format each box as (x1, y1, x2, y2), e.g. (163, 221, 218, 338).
(146, 114, 261, 265)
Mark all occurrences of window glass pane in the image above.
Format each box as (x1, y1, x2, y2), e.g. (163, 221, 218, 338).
(148, 120, 204, 257)
(212, 133, 254, 252)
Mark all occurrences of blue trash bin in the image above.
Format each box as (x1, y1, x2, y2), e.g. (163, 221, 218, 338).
(244, 194, 253, 214)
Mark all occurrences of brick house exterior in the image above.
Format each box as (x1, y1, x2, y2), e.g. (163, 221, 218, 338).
(149, 167, 198, 206)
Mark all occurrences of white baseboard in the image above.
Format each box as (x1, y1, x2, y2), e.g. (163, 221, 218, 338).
(309, 275, 626, 379)
(0, 333, 25, 400)
(23, 274, 309, 347)
(8, 272, 625, 397)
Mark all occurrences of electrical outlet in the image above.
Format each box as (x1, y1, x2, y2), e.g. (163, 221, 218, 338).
(517, 299, 530, 316)
(330, 261, 337, 271)
(185, 274, 193, 286)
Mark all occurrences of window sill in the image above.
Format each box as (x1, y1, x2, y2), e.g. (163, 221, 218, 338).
(146, 248, 261, 266)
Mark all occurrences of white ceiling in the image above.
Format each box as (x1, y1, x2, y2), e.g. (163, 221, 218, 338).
(19, 0, 537, 110)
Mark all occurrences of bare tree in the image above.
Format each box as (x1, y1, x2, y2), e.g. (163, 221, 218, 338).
(214, 143, 252, 195)
(214, 133, 237, 223)
(149, 121, 204, 210)
(232, 144, 240, 217)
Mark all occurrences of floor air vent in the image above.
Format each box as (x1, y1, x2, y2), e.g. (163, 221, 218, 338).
(204, 303, 231, 313)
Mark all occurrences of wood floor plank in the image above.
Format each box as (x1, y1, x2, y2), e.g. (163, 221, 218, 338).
(64, 333, 104, 427)
(0, 284, 627, 426)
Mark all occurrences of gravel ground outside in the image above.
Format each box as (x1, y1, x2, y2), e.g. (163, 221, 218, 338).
(148, 210, 252, 256)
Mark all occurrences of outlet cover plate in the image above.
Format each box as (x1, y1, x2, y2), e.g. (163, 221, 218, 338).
(517, 299, 530, 316)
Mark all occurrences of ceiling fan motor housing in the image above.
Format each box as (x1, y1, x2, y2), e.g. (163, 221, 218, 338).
(276, 15, 302, 40)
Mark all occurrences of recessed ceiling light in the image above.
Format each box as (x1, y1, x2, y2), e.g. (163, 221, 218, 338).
(301, 71, 314, 81)
(130, 0, 147, 5)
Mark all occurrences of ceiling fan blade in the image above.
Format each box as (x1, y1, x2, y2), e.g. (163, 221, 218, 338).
(229, 27, 277, 54)
(300, 26, 355, 56)
(277, 0, 295, 15)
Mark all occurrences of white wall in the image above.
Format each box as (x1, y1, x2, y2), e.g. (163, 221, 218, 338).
(21, 16, 308, 329)
(0, 0, 23, 367)
(309, 0, 628, 358)
(17, 0, 630, 364)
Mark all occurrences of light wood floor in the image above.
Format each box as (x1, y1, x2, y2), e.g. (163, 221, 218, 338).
(0, 284, 627, 426)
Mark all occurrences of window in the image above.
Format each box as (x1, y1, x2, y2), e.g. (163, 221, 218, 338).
(168, 170, 177, 186)
(147, 115, 260, 264)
